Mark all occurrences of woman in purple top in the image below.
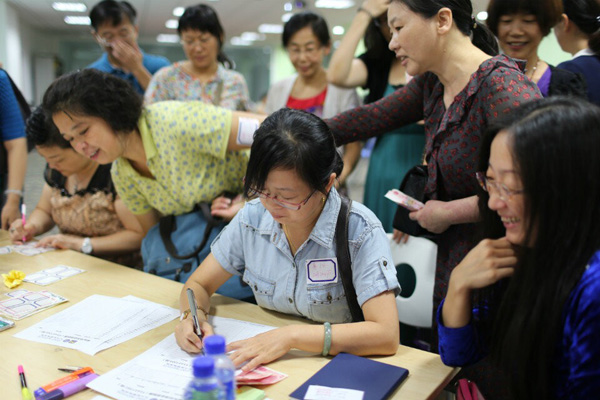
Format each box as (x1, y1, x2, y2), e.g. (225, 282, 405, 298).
(439, 97, 600, 400)
(486, 0, 587, 98)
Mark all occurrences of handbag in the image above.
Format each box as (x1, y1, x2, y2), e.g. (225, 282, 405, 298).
(335, 196, 364, 322)
(142, 194, 255, 301)
(392, 164, 437, 242)
(142, 202, 225, 283)
(456, 379, 486, 400)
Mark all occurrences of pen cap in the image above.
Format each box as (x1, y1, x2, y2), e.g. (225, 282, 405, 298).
(203, 335, 226, 355)
(193, 356, 215, 378)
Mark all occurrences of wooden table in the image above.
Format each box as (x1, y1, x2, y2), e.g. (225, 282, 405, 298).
(0, 232, 458, 399)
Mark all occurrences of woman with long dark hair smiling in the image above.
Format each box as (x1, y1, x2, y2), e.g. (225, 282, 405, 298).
(439, 97, 600, 399)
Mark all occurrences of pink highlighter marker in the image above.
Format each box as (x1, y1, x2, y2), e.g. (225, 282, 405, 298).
(36, 373, 99, 400)
(21, 204, 26, 242)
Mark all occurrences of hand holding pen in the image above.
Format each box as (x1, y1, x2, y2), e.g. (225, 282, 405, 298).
(175, 288, 213, 353)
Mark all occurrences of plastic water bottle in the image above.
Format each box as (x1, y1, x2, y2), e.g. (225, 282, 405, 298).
(184, 356, 220, 400)
(203, 335, 236, 400)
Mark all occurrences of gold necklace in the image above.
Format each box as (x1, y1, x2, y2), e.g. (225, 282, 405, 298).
(282, 224, 297, 255)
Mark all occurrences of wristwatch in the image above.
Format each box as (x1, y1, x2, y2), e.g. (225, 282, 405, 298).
(81, 237, 93, 254)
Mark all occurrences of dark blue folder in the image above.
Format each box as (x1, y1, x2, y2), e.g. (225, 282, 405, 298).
(289, 353, 409, 400)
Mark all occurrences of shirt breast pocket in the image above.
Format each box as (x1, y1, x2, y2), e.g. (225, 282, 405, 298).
(307, 283, 352, 323)
(242, 268, 276, 310)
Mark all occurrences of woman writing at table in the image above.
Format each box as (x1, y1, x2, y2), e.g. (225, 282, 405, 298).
(176, 108, 400, 370)
(9, 107, 143, 268)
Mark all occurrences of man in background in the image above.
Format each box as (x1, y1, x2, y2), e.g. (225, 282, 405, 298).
(88, 0, 170, 94)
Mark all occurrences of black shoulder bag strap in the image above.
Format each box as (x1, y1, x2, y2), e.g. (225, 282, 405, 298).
(159, 202, 221, 260)
(335, 196, 364, 322)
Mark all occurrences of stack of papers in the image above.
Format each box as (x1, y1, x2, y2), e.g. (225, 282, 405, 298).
(14, 294, 179, 355)
(88, 317, 276, 400)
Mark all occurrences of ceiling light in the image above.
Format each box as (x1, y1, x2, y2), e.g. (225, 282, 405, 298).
(64, 16, 90, 25)
(315, 0, 354, 9)
(476, 11, 488, 21)
(332, 26, 345, 35)
(258, 24, 284, 34)
(284, 3, 293, 11)
(241, 32, 266, 41)
(173, 7, 185, 17)
(231, 37, 252, 46)
(282, 13, 293, 23)
(157, 34, 180, 43)
(52, 2, 87, 12)
(165, 19, 178, 29)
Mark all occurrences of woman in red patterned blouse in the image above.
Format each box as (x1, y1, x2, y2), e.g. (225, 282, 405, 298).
(327, 2, 540, 393)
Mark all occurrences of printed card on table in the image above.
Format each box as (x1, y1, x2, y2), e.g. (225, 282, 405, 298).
(24, 265, 85, 286)
(11, 243, 56, 256)
(0, 290, 68, 320)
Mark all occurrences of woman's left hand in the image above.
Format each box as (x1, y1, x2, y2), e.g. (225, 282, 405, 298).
(227, 326, 293, 371)
(408, 200, 452, 234)
(36, 234, 83, 251)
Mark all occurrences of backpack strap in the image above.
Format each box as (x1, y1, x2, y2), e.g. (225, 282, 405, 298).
(159, 203, 221, 260)
(335, 196, 364, 322)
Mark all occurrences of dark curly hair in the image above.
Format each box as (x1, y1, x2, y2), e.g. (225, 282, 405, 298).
(42, 69, 143, 137)
(26, 107, 70, 149)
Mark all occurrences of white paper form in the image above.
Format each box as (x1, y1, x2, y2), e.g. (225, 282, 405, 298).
(14, 294, 178, 355)
(88, 316, 275, 400)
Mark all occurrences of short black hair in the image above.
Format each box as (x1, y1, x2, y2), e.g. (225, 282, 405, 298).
(178, 4, 234, 68)
(244, 108, 343, 197)
(42, 69, 143, 136)
(26, 107, 70, 149)
(90, 0, 137, 30)
(282, 11, 330, 47)
(486, 0, 563, 36)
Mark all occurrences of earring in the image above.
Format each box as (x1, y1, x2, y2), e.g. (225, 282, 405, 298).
(322, 197, 326, 204)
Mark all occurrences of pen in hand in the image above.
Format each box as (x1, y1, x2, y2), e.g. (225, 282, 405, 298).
(186, 288, 204, 351)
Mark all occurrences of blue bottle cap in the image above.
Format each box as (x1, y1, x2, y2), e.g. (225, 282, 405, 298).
(203, 335, 226, 355)
(193, 356, 215, 378)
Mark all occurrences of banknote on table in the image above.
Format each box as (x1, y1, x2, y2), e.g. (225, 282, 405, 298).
(236, 365, 288, 385)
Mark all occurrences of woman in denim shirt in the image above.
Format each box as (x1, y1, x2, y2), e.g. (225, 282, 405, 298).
(176, 108, 400, 371)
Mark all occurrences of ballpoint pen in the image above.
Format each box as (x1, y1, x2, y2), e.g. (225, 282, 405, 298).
(186, 288, 204, 343)
(18, 365, 33, 400)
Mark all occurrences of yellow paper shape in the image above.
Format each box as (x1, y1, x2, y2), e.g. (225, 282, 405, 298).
(2, 270, 26, 289)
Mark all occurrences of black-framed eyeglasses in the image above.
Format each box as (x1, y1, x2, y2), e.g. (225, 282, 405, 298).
(476, 172, 524, 201)
(248, 187, 317, 211)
